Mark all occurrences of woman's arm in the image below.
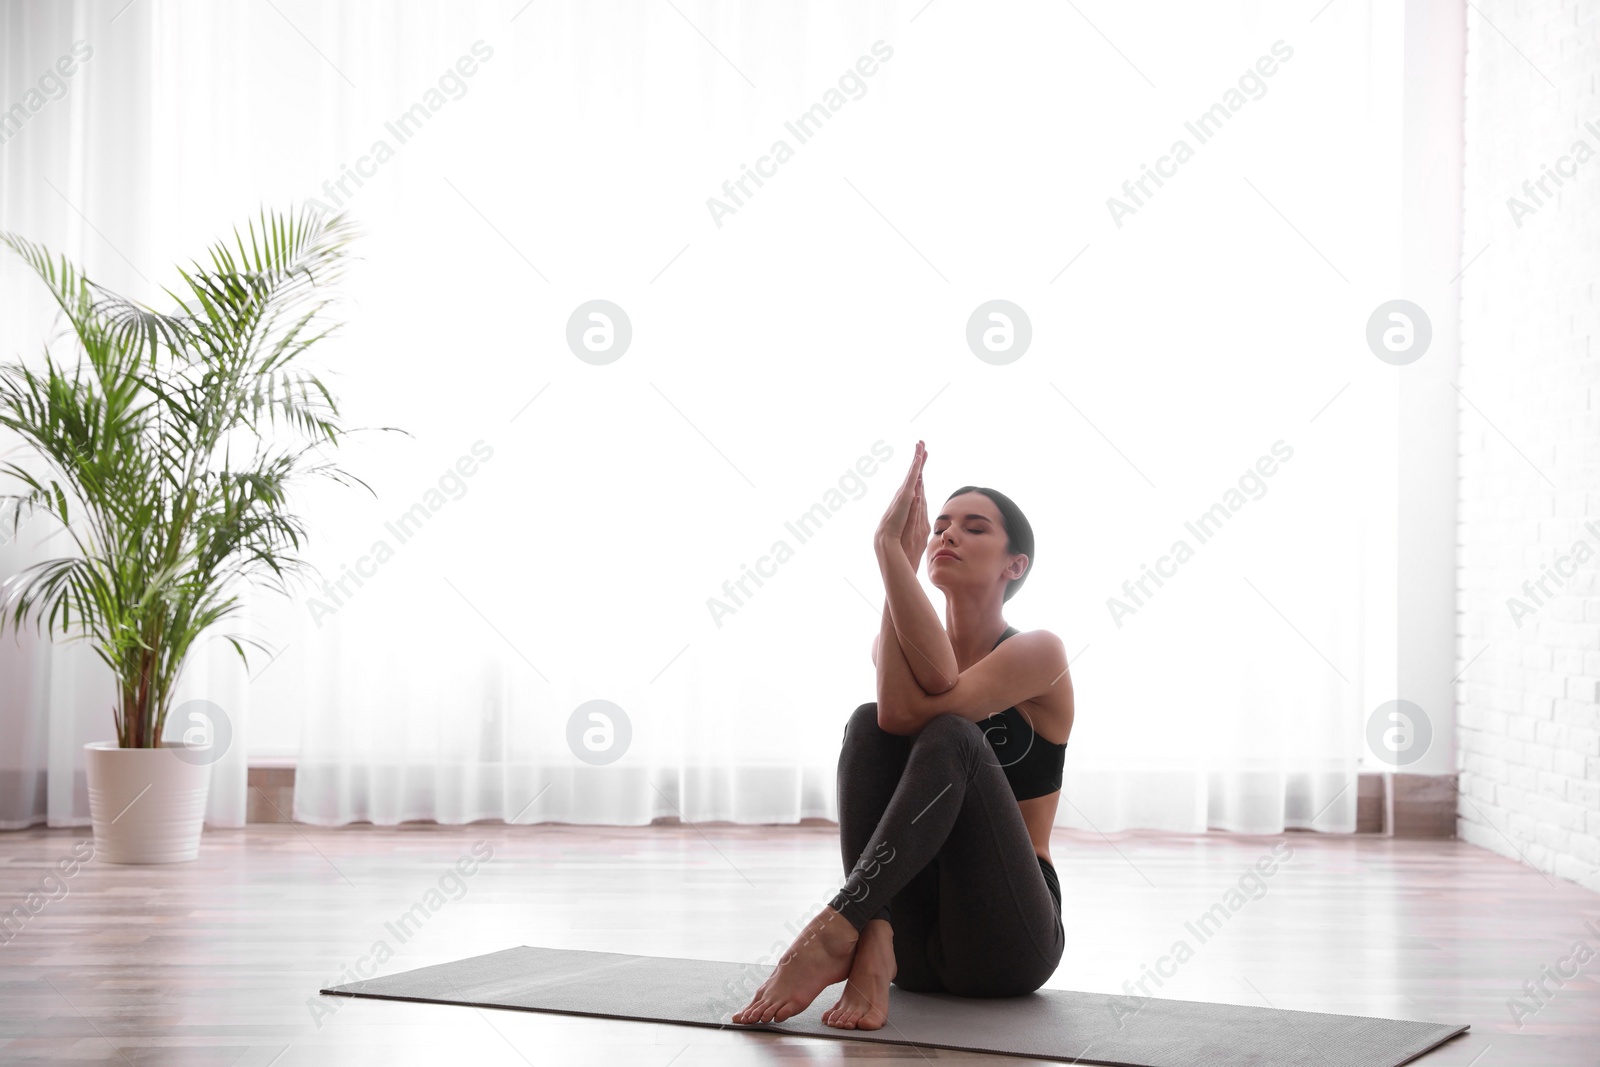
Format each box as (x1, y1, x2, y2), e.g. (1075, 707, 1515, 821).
(883, 625, 1070, 735)
(870, 438, 957, 704)
(875, 534, 958, 693)
(874, 600, 939, 734)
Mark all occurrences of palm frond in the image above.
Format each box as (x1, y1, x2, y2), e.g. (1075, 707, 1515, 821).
(0, 203, 373, 747)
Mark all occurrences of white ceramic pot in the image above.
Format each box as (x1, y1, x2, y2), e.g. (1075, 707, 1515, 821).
(83, 741, 212, 864)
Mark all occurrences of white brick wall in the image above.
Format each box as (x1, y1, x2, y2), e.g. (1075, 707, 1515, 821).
(1458, 0, 1600, 894)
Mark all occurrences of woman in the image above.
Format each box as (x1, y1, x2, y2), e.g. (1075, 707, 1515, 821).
(733, 440, 1074, 1030)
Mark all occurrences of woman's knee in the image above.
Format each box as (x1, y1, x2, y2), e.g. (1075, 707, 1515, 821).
(845, 706, 981, 760)
(844, 701, 881, 742)
(914, 712, 985, 751)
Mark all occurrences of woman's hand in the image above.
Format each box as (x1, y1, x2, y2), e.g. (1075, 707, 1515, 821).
(874, 439, 960, 697)
(876, 441, 929, 566)
(900, 459, 931, 571)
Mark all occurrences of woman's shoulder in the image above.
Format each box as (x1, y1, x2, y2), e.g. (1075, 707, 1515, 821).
(1010, 626, 1069, 662)
(996, 626, 1072, 683)
(1010, 628, 1073, 742)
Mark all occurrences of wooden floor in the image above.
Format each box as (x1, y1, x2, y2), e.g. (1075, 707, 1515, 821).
(1, 820, 1596, 1065)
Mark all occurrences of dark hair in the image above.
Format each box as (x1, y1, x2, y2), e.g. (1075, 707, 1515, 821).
(944, 485, 1035, 602)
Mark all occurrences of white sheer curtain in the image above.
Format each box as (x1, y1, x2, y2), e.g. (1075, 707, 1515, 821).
(2, 0, 1407, 835)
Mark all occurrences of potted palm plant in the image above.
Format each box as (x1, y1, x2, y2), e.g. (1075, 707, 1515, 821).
(0, 205, 384, 863)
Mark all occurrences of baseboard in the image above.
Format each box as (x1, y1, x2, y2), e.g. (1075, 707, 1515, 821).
(1384, 772, 1459, 839)
(245, 766, 296, 823)
(249, 767, 1427, 831)
(1357, 771, 1386, 833)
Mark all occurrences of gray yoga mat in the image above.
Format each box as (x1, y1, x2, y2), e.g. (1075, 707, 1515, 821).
(320, 945, 1470, 1066)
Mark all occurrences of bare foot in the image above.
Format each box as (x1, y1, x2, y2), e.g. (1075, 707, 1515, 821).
(822, 917, 895, 1030)
(732, 905, 860, 1025)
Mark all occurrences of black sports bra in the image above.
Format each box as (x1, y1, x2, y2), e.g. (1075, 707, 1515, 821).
(976, 626, 1067, 801)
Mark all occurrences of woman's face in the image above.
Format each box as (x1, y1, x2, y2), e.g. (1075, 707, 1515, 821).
(928, 492, 1020, 593)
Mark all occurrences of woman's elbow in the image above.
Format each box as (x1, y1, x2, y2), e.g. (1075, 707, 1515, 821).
(875, 705, 914, 735)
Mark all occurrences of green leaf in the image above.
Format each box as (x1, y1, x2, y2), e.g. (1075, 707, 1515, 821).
(0, 203, 374, 746)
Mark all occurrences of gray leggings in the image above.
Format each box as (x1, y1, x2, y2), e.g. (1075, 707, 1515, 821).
(828, 701, 1065, 997)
